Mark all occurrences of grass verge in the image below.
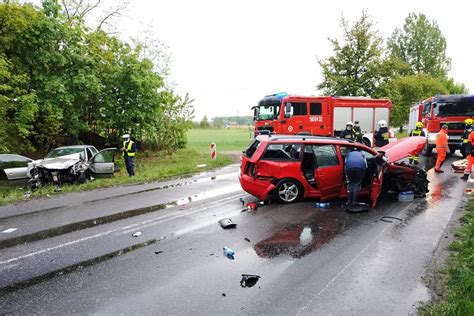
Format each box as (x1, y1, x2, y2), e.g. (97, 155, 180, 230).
(0, 148, 231, 205)
(420, 199, 474, 315)
(187, 127, 253, 153)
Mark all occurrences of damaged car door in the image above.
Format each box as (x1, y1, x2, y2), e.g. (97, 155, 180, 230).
(0, 154, 33, 181)
(88, 148, 116, 177)
(311, 145, 344, 201)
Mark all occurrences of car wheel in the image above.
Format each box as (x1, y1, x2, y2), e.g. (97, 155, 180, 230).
(422, 143, 433, 157)
(275, 179, 302, 204)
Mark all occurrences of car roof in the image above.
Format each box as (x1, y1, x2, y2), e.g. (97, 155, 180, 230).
(257, 135, 377, 152)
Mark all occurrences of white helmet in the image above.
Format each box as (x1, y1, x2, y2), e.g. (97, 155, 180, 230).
(377, 120, 387, 128)
(122, 134, 130, 140)
(346, 121, 354, 126)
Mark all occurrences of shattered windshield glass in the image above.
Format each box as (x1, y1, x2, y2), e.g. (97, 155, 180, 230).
(434, 98, 474, 116)
(257, 103, 280, 121)
(45, 147, 84, 158)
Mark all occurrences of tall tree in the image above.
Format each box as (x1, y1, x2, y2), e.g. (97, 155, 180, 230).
(377, 74, 448, 128)
(317, 11, 387, 96)
(388, 13, 451, 78)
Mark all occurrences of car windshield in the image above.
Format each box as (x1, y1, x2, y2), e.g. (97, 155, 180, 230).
(434, 98, 474, 116)
(257, 103, 280, 121)
(45, 147, 84, 158)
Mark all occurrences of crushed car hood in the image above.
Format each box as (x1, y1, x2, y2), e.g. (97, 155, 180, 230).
(35, 157, 83, 170)
(378, 136, 427, 163)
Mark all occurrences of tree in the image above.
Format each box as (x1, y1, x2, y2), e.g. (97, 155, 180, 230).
(388, 13, 451, 78)
(200, 115, 210, 128)
(317, 11, 388, 96)
(441, 77, 469, 94)
(378, 74, 448, 128)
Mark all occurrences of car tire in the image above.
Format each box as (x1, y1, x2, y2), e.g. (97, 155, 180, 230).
(275, 179, 303, 204)
(422, 143, 433, 156)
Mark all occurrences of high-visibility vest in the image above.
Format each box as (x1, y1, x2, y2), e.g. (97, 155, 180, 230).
(123, 140, 135, 157)
(411, 129, 422, 136)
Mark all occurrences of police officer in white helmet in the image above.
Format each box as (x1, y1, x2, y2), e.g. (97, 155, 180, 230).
(121, 134, 136, 176)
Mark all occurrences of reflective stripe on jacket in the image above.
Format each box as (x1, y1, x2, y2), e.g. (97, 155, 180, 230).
(123, 140, 136, 157)
(436, 130, 448, 149)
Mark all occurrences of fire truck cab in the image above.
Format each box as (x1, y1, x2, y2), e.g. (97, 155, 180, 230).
(408, 94, 474, 156)
(252, 93, 394, 147)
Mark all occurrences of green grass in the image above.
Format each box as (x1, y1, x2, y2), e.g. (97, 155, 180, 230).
(0, 147, 232, 205)
(187, 127, 254, 153)
(420, 199, 474, 315)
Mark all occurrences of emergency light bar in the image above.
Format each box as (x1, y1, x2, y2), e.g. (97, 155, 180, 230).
(264, 92, 288, 99)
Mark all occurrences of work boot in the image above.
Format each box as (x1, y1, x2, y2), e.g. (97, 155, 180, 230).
(461, 174, 469, 180)
(434, 169, 444, 173)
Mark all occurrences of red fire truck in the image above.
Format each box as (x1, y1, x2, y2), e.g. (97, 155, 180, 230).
(408, 94, 474, 156)
(252, 92, 395, 146)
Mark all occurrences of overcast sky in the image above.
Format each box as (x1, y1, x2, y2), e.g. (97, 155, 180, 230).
(111, 0, 474, 120)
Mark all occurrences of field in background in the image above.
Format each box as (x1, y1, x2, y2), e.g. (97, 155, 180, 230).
(187, 127, 254, 153)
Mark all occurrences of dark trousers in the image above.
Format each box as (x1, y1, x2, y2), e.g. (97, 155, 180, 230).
(346, 167, 366, 205)
(124, 156, 135, 176)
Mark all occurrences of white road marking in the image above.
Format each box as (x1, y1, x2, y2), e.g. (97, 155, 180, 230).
(296, 203, 413, 315)
(0, 191, 247, 266)
(1, 228, 17, 234)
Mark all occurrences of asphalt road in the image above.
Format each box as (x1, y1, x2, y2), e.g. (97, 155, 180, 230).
(0, 155, 468, 315)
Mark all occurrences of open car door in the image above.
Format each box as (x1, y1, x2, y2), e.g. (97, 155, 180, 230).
(370, 162, 384, 208)
(312, 145, 344, 201)
(88, 148, 116, 177)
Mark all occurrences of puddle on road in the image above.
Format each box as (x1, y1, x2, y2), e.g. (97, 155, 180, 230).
(253, 206, 347, 259)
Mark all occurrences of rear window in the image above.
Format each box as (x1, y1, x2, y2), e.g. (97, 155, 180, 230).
(244, 140, 261, 158)
(313, 145, 339, 167)
(262, 143, 301, 160)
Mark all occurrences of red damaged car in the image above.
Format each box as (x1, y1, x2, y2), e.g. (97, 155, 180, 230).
(239, 135, 428, 208)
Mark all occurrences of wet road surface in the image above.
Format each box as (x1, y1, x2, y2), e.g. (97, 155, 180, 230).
(0, 155, 469, 314)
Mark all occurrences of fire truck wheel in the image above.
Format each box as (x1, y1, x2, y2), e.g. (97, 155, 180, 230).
(275, 179, 303, 204)
(422, 144, 433, 157)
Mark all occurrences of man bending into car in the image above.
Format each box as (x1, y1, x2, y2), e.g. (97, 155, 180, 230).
(345, 147, 367, 207)
(122, 134, 136, 176)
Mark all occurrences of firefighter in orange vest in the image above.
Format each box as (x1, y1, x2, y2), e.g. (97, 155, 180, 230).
(461, 130, 474, 180)
(434, 125, 448, 173)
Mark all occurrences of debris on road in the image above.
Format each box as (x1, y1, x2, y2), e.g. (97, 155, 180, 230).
(244, 237, 250, 242)
(247, 202, 258, 211)
(222, 293, 226, 297)
(240, 274, 261, 288)
(223, 246, 235, 259)
(398, 191, 414, 202)
(196, 164, 207, 168)
(315, 202, 330, 209)
(23, 191, 31, 199)
(380, 216, 402, 223)
(154, 251, 164, 254)
(239, 197, 245, 205)
(451, 158, 467, 172)
(1, 228, 18, 234)
(132, 231, 142, 237)
(219, 218, 237, 229)
(54, 186, 62, 193)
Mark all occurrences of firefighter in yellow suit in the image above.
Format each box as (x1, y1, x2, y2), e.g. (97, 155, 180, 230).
(408, 122, 425, 164)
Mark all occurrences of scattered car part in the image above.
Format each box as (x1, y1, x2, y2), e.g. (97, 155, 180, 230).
(132, 231, 142, 237)
(244, 238, 251, 242)
(223, 246, 235, 259)
(451, 159, 467, 172)
(380, 216, 402, 223)
(154, 251, 164, 254)
(219, 218, 237, 229)
(240, 274, 260, 288)
(247, 202, 258, 211)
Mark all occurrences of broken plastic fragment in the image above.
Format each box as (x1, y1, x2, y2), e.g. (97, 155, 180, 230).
(239, 197, 245, 205)
(223, 246, 235, 259)
(23, 191, 31, 199)
(132, 231, 142, 237)
(240, 274, 260, 288)
(154, 250, 164, 254)
(244, 237, 250, 242)
(219, 218, 237, 229)
(196, 164, 207, 168)
(247, 202, 258, 211)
